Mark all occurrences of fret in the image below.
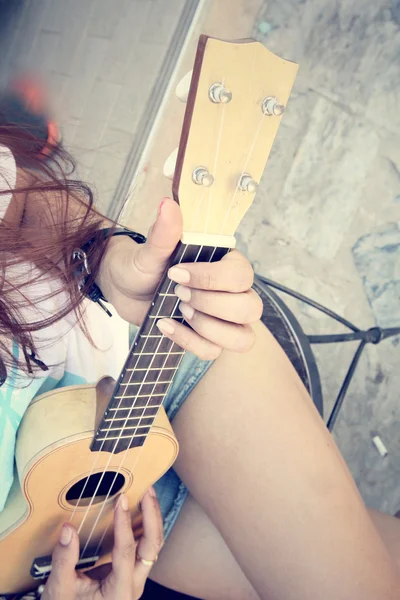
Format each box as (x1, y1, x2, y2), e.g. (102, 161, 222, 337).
(139, 334, 165, 338)
(114, 392, 165, 398)
(125, 367, 179, 372)
(148, 315, 181, 319)
(129, 351, 183, 356)
(107, 406, 159, 416)
(104, 416, 153, 425)
(95, 434, 147, 442)
(157, 293, 176, 297)
(100, 424, 150, 433)
(119, 380, 171, 386)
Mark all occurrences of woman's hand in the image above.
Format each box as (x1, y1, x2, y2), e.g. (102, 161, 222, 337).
(42, 488, 163, 600)
(98, 198, 263, 360)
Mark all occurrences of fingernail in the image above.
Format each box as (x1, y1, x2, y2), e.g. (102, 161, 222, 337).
(59, 524, 72, 546)
(149, 486, 157, 498)
(179, 302, 194, 320)
(168, 267, 190, 284)
(157, 197, 169, 217)
(174, 284, 191, 302)
(157, 319, 175, 335)
(119, 493, 129, 511)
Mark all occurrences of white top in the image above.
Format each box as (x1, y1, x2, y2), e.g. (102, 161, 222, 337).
(0, 146, 129, 511)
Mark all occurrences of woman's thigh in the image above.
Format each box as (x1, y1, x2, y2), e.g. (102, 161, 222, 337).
(162, 320, 398, 600)
(150, 494, 260, 600)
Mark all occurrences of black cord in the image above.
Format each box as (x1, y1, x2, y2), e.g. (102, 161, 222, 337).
(326, 340, 367, 431)
(256, 275, 400, 433)
(308, 332, 367, 344)
(255, 274, 360, 333)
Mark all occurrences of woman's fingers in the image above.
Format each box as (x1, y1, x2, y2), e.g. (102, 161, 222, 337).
(168, 249, 254, 293)
(111, 493, 136, 584)
(173, 286, 263, 325)
(157, 317, 222, 360)
(134, 488, 164, 581)
(134, 198, 182, 276)
(157, 310, 256, 358)
(42, 524, 79, 600)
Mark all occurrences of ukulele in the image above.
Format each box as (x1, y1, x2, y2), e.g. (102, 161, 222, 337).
(0, 35, 298, 595)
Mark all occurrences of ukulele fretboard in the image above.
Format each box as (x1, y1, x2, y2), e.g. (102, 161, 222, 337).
(91, 242, 229, 454)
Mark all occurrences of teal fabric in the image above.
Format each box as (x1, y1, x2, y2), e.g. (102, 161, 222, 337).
(0, 332, 212, 540)
(0, 342, 67, 511)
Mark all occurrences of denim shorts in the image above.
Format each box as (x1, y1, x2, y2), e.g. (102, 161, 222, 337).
(129, 325, 213, 540)
(152, 351, 213, 539)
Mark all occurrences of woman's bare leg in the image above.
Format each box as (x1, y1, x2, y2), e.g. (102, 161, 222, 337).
(151, 498, 400, 600)
(152, 321, 399, 600)
(369, 510, 400, 571)
(151, 494, 260, 600)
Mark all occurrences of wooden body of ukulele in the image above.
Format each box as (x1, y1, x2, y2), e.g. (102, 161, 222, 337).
(0, 35, 297, 595)
(0, 377, 177, 594)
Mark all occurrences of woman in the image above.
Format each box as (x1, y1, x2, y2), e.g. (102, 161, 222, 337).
(0, 102, 399, 600)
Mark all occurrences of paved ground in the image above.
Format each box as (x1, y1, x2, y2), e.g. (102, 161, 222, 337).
(0, 0, 188, 213)
(245, 0, 400, 514)
(0, 0, 398, 514)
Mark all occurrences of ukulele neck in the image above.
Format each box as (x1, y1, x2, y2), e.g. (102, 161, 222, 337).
(91, 240, 230, 454)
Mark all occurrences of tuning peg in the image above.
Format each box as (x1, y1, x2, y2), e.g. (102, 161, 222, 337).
(262, 96, 285, 116)
(175, 70, 193, 103)
(163, 148, 179, 180)
(238, 173, 258, 193)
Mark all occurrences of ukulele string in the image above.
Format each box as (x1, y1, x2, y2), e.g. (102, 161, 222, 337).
(220, 112, 265, 240)
(82, 242, 207, 558)
(73, 274, 187, 537)
(204, 78, 226, 236)
(91, 188, 207, 556)
(82, 106, 226, 554)
(82, 103, 227, 555)
(79, 79, 264, 557)
(88, 97, 230, 555)
(88, 183, 214, 555)
(77, 181, 205, 552)
(206, 111, 265, 269)
(76, 84, 225, 542)
(74, 174, 206, 538)
(80, 92, 228, 553)
(71, 81, 255, 535)
(77, 244, 191, 551)
(70, 176, 218, 529)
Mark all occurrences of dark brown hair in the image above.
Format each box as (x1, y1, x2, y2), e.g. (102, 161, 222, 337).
(0, 124, 110, 382)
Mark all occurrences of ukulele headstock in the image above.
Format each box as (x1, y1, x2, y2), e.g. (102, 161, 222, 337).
(167, 35, 298, 245)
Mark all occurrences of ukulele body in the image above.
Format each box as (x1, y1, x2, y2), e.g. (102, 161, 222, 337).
(0, 377, 178, 595)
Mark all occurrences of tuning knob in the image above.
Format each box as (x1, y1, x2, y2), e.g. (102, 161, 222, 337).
(209, 83, 232, 104)
(192, 167, 214, 187)
(163, 148, 179, 180)
(262, 96, 285, 116)
(238, 173, 258, 193)
(175, 70, 193, 103)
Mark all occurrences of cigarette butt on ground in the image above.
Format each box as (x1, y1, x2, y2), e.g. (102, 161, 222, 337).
(372, 435, 388, 457)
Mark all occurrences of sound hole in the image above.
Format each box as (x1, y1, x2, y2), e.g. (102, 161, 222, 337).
(66, 472, 125, 506)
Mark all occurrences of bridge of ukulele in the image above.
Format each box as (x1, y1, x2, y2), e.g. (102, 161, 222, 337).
(30, 546, 102, 580)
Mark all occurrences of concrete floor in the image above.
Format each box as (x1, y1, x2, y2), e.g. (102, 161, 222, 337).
(0, 0, 189, 213)
(0, 0, 398, 514)
(244, 0, 400, 514)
